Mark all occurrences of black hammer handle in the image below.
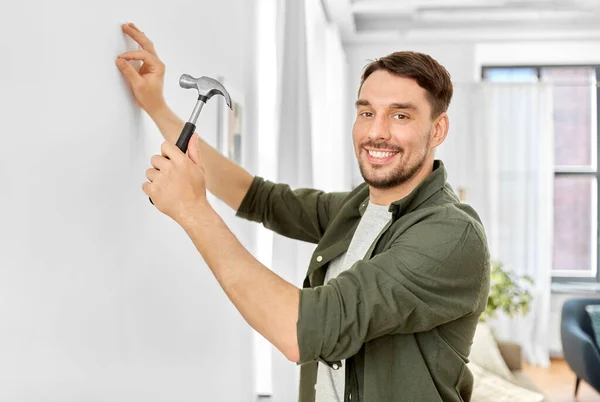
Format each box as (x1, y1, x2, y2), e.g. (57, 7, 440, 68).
(175, 122, 197, 153)
(149, 122, 197, 205)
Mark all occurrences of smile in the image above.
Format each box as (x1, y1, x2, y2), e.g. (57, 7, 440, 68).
(365, 149, 399, 164)
(368, 150, 396, 158)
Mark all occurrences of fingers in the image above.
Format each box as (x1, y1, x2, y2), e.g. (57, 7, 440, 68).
(161, 141, 184, 162)
(118, 49, 156, 62)
(118, 50, 164, 73)
(150, 154, 169, 170)
(187, 134, 202, 165)
(190, 133, 199, 148)
(126, 22, 142, 34)
(142, 181, 153, 197)
(115, 57, 142, 87)
(122, 23, 158, 57)
(145, 168, 158, 182)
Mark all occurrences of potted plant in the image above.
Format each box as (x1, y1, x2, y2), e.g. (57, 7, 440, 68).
(481, 260, 534, 322)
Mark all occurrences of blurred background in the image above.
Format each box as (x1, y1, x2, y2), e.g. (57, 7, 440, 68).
(1, 0, 599, 401)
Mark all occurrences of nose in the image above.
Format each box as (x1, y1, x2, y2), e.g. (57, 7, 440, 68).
(367, 114, 392, 142)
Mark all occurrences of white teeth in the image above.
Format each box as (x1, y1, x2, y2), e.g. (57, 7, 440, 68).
(368, 150, 396, 159)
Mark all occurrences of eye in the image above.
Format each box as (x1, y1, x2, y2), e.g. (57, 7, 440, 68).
(393, 114, 407, 120)
(359, 111, 373, 118)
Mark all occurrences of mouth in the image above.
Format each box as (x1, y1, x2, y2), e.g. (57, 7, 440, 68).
(364, 148, 400, 165)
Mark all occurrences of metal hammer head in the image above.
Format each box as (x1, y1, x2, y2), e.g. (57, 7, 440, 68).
(179, 74, 232, 109)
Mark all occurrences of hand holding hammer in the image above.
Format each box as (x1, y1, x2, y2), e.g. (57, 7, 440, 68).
(116, 23, 232, 204)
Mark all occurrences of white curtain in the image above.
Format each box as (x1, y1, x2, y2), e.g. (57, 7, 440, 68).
(271, 0, 313, 392)
(253, 0, 351, 401)
(440, 83, 554, 366)
(304, 0, 353, 192)
(463, 83, 555, 367)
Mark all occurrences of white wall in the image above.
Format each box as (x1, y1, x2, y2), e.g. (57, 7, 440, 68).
(0, 1, 258, 401)
(475, 41, 600, 71)
(346, 38, 600, 358)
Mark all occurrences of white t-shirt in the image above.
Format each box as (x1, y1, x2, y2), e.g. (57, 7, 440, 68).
(314, 201, 392, 402)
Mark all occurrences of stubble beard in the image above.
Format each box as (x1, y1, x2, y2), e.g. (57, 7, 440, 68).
(358, 139, 430, 190)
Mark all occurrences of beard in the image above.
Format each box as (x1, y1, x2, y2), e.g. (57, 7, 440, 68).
(357, 138, 430, 190)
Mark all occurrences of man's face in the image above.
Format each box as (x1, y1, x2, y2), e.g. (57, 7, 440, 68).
(353, 70, 435, 189)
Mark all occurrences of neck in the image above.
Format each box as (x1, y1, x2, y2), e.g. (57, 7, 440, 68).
(368, 159, 435, 206)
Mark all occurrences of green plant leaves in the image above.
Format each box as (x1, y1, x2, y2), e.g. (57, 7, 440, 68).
(480, 260, 534, 322)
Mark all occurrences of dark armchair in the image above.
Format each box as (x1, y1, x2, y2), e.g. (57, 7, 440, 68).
(560, 297, 600, 396)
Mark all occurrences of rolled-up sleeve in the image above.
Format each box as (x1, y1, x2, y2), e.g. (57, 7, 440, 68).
(296, 218, 490, 365)
(236, 176, 350, 243)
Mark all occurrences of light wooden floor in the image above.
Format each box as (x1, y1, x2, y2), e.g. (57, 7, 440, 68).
(523, 358, 600, 401)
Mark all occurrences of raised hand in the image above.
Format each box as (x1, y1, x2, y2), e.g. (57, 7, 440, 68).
(116, 23, 167, 116)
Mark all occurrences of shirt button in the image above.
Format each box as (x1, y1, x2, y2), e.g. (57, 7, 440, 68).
(332, 363, 339, 370)
(316, 256, 323, 262)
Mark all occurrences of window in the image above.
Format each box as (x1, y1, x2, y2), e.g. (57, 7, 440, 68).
(483, 65, 600, 282)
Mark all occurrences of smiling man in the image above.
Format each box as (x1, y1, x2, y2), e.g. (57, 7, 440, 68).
(117, 23, 490, 402)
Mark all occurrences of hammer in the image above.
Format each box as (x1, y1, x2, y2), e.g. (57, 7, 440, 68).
(150, 75, 232, 204)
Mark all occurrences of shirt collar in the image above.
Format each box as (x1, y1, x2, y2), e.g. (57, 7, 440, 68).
(358, 160, 447, 218)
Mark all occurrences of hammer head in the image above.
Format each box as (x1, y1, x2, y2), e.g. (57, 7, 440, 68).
(179, 74, 232, 109)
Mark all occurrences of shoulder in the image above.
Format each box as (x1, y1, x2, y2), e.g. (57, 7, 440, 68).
(413, 205, 487, 252)
(390, 200, 490, 268)
(405, 183, 487, 246)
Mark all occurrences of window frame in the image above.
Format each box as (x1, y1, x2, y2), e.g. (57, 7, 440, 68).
(482, 64, 600, 284)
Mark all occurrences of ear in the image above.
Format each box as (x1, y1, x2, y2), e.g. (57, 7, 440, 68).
(430, 112, 449, 148)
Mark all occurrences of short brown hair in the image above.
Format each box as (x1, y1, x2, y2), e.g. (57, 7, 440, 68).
(358, 51, 453, 119)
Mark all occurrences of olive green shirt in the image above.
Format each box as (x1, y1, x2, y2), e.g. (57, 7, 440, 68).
(236, 161, 490, 402)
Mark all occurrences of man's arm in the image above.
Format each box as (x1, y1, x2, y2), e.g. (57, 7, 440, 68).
(296, 217, 490, 364)
(116, 23, 254, 211)
(178, 201, 488, 366)
(236, 177, 352, 244)
(148, 105, 254, 211)
(117, 24, 350, 231)
(180, 201, 301, 362)
(141, 139, 301, 361)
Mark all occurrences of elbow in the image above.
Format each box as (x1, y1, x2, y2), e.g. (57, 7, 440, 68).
(283, 342, 300, 363)
(276, 325, 301, 363)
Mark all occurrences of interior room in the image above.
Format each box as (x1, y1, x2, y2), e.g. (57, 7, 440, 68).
(1, 0, 599, 401)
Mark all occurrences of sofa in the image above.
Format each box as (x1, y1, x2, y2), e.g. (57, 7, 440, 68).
(497, 341, 547, 399)
(468, 323, 547, 402)
(561, 297, 600, 396)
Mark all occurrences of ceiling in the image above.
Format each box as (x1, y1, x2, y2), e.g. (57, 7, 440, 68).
(322, 0, 600, 44)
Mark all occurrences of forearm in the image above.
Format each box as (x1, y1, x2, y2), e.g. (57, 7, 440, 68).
(196, 137, 254, 211)
(147, 102, 185, 144)
(179, 203, 301, 362)
(149, 105, 254, 211)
